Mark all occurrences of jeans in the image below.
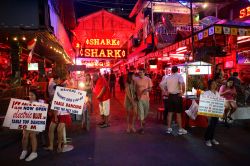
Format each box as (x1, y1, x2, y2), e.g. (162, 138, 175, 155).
(204, 117, 218, 141)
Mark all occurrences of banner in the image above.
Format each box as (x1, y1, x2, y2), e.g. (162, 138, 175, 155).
(51, 87, 86, 115)
(194, 35, 198, 42)
(203, 29, 209, 38)
(239, 28, 246, 36)
(208, 26, 215, 35)
(3, 98, 48, 132)
(223, 27, 230, 35)
(246, 29, 250, 36)
(231, 28, 238, 35)
(198, 32, 203, 40)
(198, 94, 225, 118)
(215, 26, 222, 34)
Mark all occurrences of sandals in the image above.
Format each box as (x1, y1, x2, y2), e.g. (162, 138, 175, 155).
(44, 147, 53, 151)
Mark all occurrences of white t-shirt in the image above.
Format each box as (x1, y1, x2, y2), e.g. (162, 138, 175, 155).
(165, 73, 184, 94)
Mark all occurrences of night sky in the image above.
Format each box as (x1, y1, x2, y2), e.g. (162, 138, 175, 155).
(74, 0, 138, 20)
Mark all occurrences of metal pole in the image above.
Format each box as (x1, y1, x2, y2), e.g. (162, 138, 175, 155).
(190, 0, 194, 62)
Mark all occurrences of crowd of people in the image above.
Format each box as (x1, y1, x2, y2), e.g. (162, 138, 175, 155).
(14, 65, 250, 162)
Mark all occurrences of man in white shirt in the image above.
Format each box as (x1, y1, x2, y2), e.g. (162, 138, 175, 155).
(163, 66, 187, 135)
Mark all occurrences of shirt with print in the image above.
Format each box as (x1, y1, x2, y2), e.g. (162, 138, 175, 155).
(94, 77, 111, 102)
(134, 76, 153, 101)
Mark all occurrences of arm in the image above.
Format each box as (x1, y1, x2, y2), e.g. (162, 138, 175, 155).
(180, 82, 185, 96)
(97, 86, 106, 99)
(219, 86, 229, 96)
(159, 76, 167, 93)
(125, 85, 134, 102)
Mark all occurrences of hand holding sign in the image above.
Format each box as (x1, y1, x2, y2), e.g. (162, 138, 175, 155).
(3, 98, 48, 132)
(51, 87, 87, 115)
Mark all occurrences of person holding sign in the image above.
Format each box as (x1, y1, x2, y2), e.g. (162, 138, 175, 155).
(204, 79, 220, 147)
(19, 90, 39, 161)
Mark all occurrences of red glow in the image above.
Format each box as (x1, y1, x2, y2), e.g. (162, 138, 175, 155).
(239, 6, 250, 18)
(79, 48, 127, 59)
(85, 38, 120, 46)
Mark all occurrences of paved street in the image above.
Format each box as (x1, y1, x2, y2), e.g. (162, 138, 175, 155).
(0, 89, 250, 166)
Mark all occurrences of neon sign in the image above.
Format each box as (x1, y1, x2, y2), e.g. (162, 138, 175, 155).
(85, 39, 120, 46)
(80, 60, 111, 68)
(79, 48, 127, 59)
(239, 6, 250, 18)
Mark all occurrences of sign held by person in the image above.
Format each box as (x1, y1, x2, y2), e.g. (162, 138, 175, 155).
(51, 87, 86, 115)
(3, 98, 48, 132)
(198, 94, 225, 118)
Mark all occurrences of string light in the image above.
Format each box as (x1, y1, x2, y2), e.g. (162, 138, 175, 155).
(22, 37, 26, 41)
(13, 37, 18, 41)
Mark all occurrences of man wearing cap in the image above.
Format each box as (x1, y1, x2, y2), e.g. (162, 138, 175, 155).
(134, 68, 153, 134)
(164, 66, 187, 135)
(93, 73, 111, 128)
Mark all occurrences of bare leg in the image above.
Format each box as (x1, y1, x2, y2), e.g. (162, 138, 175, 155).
(126, 111, 131, 132)
(22, 130, 29, 151)
(167, 112, 173, 128)
(47, 122, 57, 150)
(229, 102, 237, 117)
(57, 123, 65, 152)
(104, 115, 109, 125)
(176, 113, 182, 129)
(131, 108, 137, 132)
(30, 132, 37, 152)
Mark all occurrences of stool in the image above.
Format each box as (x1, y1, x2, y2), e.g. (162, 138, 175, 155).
(156, 107, 165, 120)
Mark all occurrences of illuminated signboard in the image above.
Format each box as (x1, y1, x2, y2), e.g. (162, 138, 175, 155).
(79, 48, 127, 59)
(239, 6, 250, 18)
(80, 60, 111, 68)
(85, 39, 120, 46)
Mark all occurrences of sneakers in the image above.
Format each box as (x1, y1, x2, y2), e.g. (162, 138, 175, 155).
(205, 140, 212, 147)
(166, 128, 173, 134)
(100, 123, 110, 128)
(205, 139, 219, 147)
(178, 128, 188, 135)
(211, 139, 219, 145)
(19, 150, 28, 160)
(25, 152, 38, 162)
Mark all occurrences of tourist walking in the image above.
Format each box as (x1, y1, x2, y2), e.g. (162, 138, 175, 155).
(124, 72, 137, 133)
(109, 70, 116, 97)
(134, 68, 152, 134)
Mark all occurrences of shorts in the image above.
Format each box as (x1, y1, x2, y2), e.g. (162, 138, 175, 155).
(168, 94, 183, 113)
(58, 114, 72, 126)
(99, 99, 110, 116)
(137, 99, 149, 120)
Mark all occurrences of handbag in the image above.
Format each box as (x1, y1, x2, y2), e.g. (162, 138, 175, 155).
(185, 100, 198, 120)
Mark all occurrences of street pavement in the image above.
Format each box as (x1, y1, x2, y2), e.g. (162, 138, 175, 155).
(0, 87, 250, 166)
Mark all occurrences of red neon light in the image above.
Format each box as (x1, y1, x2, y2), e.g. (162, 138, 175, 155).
(239, 6, 250, 18)
(79, 48, 127, 59)
(80, 60, 111, 68)
(85, 39, 120, 46)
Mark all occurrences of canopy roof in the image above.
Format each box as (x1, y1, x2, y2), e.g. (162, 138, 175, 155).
(177, 61, 212, 66)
